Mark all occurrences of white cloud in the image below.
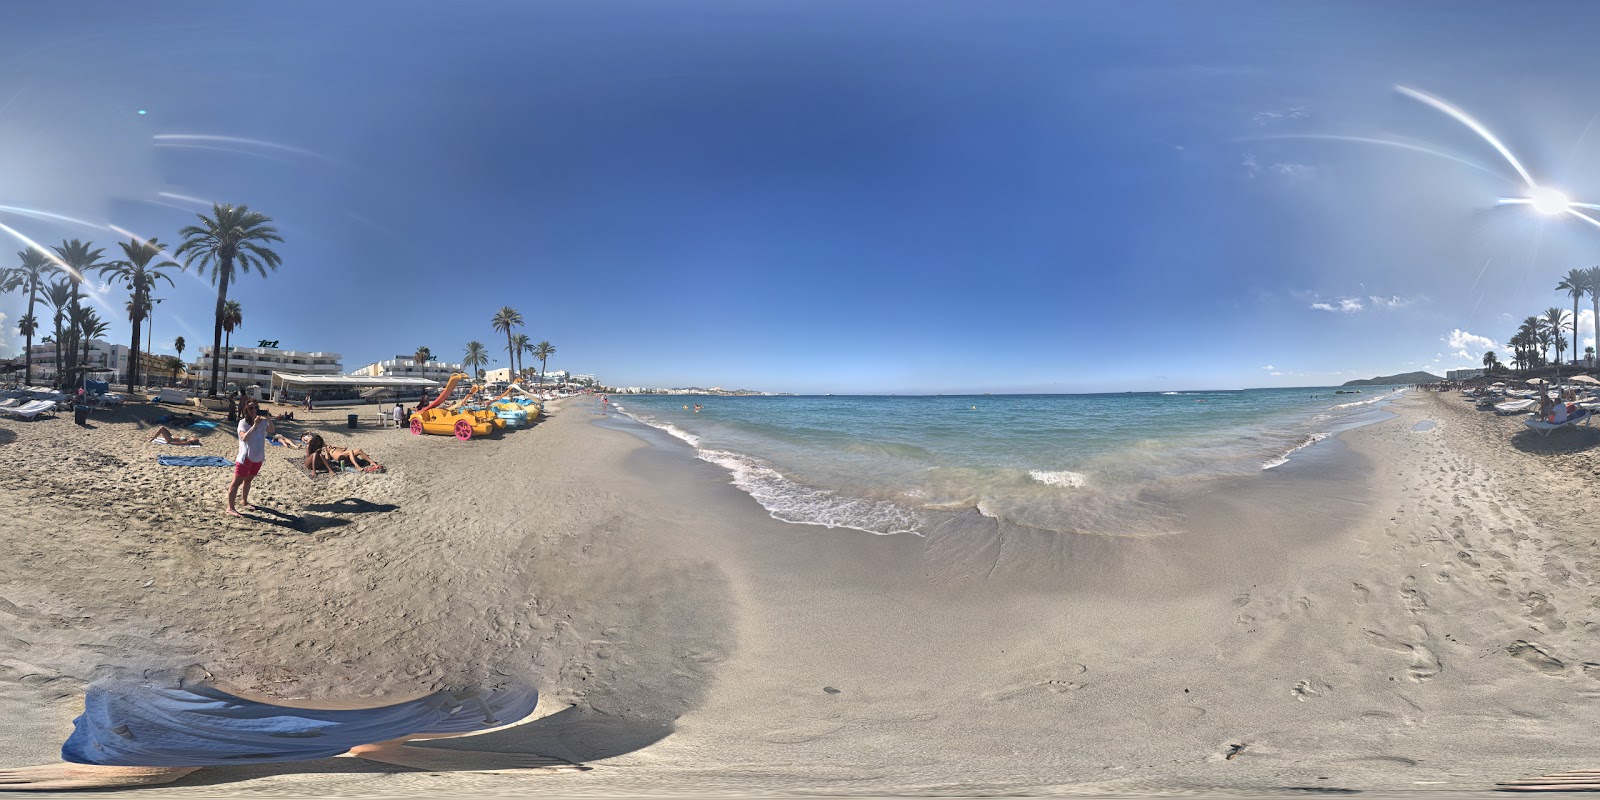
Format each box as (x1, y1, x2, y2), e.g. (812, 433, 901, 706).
(0, 311, 8, 352)
(1445, 329, 1499, 356)
(1262, 364, 1275, 370)
(1368, 295, 1411, 310)
(1271, 162, 1317, 179)
(1253, 105, 1311, 125)
(1312, 298, 1364, 313)
(1269, 371, 1283, 376)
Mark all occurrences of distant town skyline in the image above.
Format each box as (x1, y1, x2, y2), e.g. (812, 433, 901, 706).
(5, 2, 1600, 394)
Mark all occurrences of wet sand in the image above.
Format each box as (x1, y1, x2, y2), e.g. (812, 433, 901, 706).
(1, 390, 1598, 797)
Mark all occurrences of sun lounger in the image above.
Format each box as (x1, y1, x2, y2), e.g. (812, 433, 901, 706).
(2, 400, 57, 420)
(0, 398, 20, 410)
(1524, 409, 1593, 436)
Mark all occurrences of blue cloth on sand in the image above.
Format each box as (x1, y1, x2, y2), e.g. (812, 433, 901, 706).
(187, 420, 219, 430)
(157, 455, 234, 467)
(62, 681, 540, 766)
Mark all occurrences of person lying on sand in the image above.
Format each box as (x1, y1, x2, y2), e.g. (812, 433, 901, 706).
(147, 426, 201, 447)
(324, 444, 385, 473)
(0, 677, 552, 791)
(301, 434, 340, 474)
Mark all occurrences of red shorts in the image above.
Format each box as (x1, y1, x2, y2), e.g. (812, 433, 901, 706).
(234, 458, 263, 478)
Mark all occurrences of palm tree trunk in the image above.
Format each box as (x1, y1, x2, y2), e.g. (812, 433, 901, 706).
(65, 285, 80, 379)
(22, 281, 36, 385)
(506, 334, 515, 381)
(128, 304, 142, 394)
(1593, 294, 1599, 368)
(209, 263, 230, 397)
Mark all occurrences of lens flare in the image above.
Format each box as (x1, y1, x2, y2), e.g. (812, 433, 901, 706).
(1397, 85, 1537, 189)
(1529, 186, 1571, 215)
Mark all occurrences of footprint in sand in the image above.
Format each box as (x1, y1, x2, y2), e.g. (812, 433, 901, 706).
(1352, 583, 1371, 605)
(1291, 678, 1330, 701)
(1507, 640, 1568, 676)
(1363, 627, 1442, 683)
(982, 664, 1089, 701)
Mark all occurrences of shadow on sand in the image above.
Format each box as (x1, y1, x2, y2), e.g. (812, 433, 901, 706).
(303, 497, 399, 514)
(1509, 425, 1600, 454)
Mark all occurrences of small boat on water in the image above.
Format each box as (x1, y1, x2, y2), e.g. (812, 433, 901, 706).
(1334, 389, 1362, 395)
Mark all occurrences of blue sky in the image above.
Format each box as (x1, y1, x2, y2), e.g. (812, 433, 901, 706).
(4, 1, 1600, 393)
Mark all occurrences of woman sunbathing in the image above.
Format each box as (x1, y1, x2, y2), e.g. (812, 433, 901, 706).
(301, 434, 340, 474)
(148, 426, 201, 447)
(324, 444, 385, 473)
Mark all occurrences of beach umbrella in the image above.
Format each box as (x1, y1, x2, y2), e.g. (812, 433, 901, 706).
(1572, 375, 1600, 385)
(1526, 378, 1547, 385)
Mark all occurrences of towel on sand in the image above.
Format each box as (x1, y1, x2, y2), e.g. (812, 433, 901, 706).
(187, 420, 219, 430)
(157, 455, 234, 467)
(62, 681, 539, 766)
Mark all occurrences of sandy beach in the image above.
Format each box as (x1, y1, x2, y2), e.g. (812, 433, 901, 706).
(2, 390, 1600, 797)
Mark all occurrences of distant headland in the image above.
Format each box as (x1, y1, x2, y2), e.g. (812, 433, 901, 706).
(1341, 371, 1443, 387)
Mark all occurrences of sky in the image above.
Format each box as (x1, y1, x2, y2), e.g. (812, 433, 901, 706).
(4, 1, 1600, 394)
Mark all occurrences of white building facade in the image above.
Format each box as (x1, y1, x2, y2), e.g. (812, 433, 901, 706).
(351, 358, 466, 383)
(1446, 368, 1486, 381)
(25, 339, 132, 384)
(190, 346, 342, 390)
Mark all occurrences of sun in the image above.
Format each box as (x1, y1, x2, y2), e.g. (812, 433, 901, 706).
(1529, 185, 1571, 216)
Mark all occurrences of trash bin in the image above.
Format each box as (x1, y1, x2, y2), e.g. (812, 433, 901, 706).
(74, 404, 90, 425)
(347, 413, 359, 429)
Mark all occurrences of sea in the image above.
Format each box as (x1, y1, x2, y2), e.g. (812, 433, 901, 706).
(605, 388, 1405, 538)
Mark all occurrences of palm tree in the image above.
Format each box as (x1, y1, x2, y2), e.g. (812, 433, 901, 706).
(490, 306, 524, 380)
(1544, 307, 1569, 367)
(5, 249, 51, 384)
(99, 237, 180, 392)
(1482, 350, 1499, 374)
(413, 346, 432, 367)
(1586, 266, 1600, 367)
(174, 335, 186, 364)
(50, 240, 108, 378)
(219, 300, 243, 390)
(509, 333, 531, 381)
(1522, 316, 1548, 367)
(43, 278, 73, 387)
(533, 340, 555, 382)
(175, 204, 283, 396)
(1558, 268, 1589, 367)
(1588, 345, 1597, 366)
(463, 341, 488, 379)
(74, 307, 108, 374)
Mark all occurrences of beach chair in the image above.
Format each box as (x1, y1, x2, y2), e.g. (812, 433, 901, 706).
(0, 398, 20, 410)
(1523, 409, 1594, 436)
(3, 400, 57, 420)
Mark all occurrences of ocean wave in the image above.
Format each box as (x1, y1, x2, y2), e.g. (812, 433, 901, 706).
(1029, 469, 1086, 488)
(696, 449, 921, 536)
(1329, 388, 1406, 410)
(1261, 432, 1328, 470)
(613, 408, 701, 447)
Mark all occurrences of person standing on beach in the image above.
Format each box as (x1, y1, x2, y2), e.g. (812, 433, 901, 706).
(392, 403, 405, 429)
(226, 401, 270, 518)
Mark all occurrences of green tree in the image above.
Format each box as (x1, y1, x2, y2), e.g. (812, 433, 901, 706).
(50, 240, 108, 379)
(220, 300, 243, 389)
(174, 335, 186, 364)
(3, 249, 52, 384)
(1557, 268, 1590, 367)
(74, 307, 109, 374)
(1543, 307, 1569, 367)
(463, 341, 488, 379)
(533, 340, 555, 382)
(1586, 266, 1600, 366)
(99, 237, 180, 392)
(1481, 349, 1499, 374)
(414, 345, 432, 367)
(175, 204, 283, 396)
(490, 306, 524, 381)
(510, 333, 531, 381)
(42, 278, 73, 388)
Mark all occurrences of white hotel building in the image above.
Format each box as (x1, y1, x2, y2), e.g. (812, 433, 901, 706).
(24, 339, 133, 384)
(189, 345, 342, 390)
(350, 358, 466, 383)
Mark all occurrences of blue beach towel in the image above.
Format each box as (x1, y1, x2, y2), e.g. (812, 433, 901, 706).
(62, 681, 539, 766)
(157, 455, 234, 467)
(187, 420, 219, 430)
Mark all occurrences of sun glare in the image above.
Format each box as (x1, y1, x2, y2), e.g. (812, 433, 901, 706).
(1529, 186, 1570, 216)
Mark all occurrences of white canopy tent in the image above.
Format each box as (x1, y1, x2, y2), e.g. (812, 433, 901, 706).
(270, 372, 440, 401)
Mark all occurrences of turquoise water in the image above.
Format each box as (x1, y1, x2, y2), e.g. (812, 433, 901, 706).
(609, 388, 1402, 537)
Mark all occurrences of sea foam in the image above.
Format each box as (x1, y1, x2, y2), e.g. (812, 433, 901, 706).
(1029, 469, 1087, 488)
(1261, 432, 1328, 470)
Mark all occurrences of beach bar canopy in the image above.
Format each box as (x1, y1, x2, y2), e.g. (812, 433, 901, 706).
(270, 372, 440, 394)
